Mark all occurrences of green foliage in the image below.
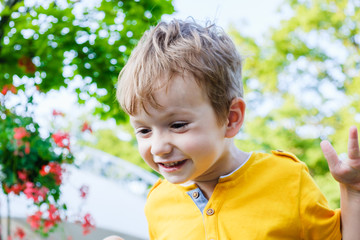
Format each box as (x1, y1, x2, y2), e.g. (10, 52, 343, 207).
(231, 0, 360, 207)
(0, 0, 174, 122)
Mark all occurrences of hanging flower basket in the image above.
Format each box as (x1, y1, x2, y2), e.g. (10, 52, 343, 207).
(0, 84, 94, 238)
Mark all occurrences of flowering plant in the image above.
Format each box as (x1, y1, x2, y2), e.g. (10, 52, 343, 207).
(0, 84, 91, 238)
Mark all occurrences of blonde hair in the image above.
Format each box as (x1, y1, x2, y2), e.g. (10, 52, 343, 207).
(116, 19, 243, 124)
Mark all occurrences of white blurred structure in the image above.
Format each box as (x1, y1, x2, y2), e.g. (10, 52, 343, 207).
(0, 147, 158, 240)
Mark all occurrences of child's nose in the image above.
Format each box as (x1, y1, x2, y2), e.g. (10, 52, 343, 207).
(150, 132, 172, 156)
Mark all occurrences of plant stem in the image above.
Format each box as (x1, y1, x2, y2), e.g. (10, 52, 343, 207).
(0, 194, 2, 240)
(6, 195, 10, 239)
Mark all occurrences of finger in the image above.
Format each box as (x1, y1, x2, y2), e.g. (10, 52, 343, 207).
(348, 126, 360, 159)
(320, 140, 340, 171)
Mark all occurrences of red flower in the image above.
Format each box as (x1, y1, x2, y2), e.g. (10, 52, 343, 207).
(1, 85, 8, 95)
(13, 127, 30, 140)
(48, 204, 61, 223)
(43, 204, 61, 232)
(40, 162, 63, 185)
(18, 56, 30, 67)
(17, 170, 27, 181)
(23, 182, 35, 198)
(27, 210, 42, 229)
(3, 183, 24, 195)
(81, 122, 92, 133)
(52, 109, 65, 117)
(18, 56, 36, 74)
(52, 131, 70, 150)
(25, 62, 36, 73)
(1, 84, 17, 95)
(82, 213, 95, 235)
(39, 167, 47, 176)
(23, 182, 49, 203)
(79, 185, 89, 199)
(9, 85, 16, 94)
(28, 204, 62, 233)
(14, 227, 26, 239)
(43, 219, 55, 233)
(25, 141, 30, 154)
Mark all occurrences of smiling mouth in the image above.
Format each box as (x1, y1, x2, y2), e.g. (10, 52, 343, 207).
(159, 160, 187, 168)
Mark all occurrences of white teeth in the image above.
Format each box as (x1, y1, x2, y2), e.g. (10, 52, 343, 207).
(162, 161, 181, 167)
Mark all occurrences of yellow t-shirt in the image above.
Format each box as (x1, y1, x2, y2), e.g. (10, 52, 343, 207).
(145, 150, 341, 240)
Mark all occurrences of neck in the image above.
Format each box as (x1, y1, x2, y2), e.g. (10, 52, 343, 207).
(195, 143, 249, 199)
(196, 180, 219, 199)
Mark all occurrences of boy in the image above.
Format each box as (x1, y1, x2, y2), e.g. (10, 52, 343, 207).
(111, 19, 360, 239)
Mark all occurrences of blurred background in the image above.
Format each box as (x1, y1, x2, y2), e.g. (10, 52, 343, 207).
(0, 0, 359, 239)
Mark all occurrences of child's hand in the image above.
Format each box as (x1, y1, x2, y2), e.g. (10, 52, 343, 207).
(321, 126, 360, 192)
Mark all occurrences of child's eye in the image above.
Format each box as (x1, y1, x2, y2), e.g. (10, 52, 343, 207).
(136, 128, 151, 135)
(170, 122, 188, 129)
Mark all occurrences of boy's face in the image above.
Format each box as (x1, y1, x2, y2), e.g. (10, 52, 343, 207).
(130, 73, 232, 185)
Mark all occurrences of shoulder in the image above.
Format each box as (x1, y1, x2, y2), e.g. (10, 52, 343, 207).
(270, 149, 302, 162)
(145, 179, 165, 215)
(272, 149, 309, 172)
(252, 149, 308, 170)
(147, 178, 164, 197)
(244, 150, 309, 182)
(145, 179, 193, 220)
(147, 178, 175, 195)
(146, 178, 185, 203)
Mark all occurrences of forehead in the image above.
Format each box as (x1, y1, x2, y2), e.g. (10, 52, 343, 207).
(159, 73, 206, 105)
(131, 73, 210, 119)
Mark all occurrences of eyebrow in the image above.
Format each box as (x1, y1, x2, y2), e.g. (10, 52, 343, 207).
(129, 117, 144, 126)
(130, 109, 193, 125)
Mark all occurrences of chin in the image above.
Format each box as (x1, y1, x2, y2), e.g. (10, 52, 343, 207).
(162, 175, 190, 185)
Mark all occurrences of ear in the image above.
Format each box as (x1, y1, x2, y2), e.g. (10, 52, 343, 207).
(225, 97, 246, 138)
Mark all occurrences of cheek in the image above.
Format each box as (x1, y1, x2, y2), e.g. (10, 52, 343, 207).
(136, 139, 144, 153)
(137, 140, 149, 160)
(181, 134, 218, 155)
(138, 143, 151, 161)
(180, 126, 226, 160)
(137, 140, 158, 169)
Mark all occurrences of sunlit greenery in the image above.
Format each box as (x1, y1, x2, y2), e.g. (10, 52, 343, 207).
(232, 0, 359, 208)
(0, 0, 174, 122)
